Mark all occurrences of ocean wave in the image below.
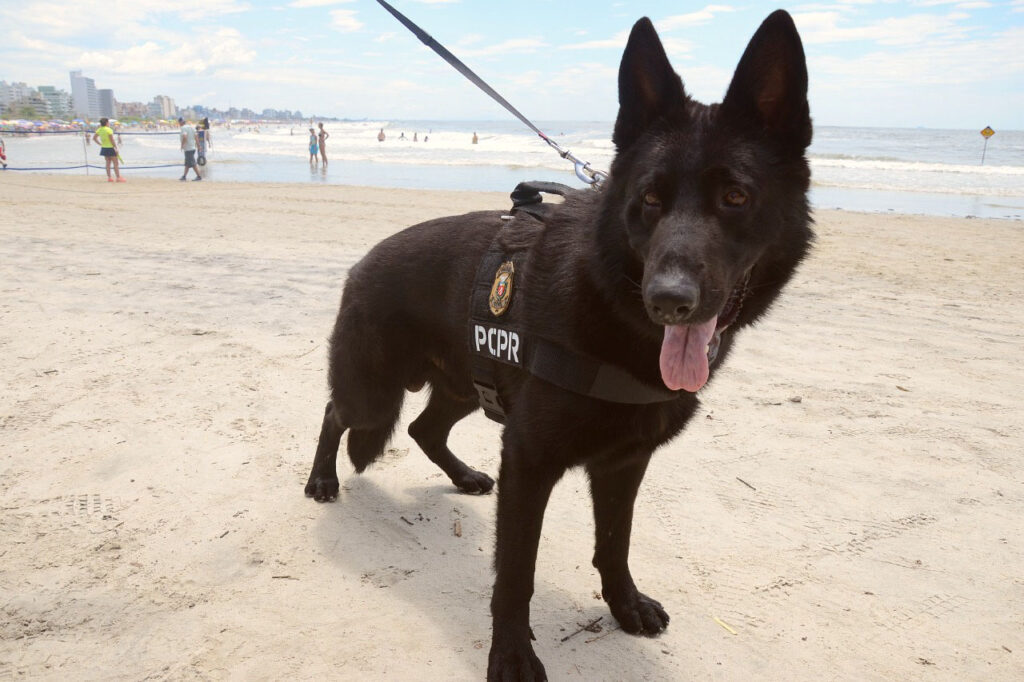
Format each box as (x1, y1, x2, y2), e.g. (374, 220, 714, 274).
(809, 156, 1024, 176)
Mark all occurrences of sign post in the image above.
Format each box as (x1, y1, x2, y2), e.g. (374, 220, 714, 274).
(980, 126, 995, 165)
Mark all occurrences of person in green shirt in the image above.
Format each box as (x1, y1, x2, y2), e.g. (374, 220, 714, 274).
(91, 118, 124, 182)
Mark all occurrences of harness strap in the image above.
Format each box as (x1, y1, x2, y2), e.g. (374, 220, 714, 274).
(526, 338, 679, 406)
(468, 184, 679, 423)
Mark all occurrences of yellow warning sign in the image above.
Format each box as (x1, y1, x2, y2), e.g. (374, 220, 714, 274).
(981, 126, 995, 139)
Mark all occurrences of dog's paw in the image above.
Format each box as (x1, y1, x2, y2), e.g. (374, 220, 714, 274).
(453, 468, 495, 495)
(607, 590, 670, 636)
(304, 476, 340, 502)
(487, 634, 546, 682)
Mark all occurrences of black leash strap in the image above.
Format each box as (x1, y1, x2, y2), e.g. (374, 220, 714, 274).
(375, 0, 608, 186)
(377, 0, 546, 143)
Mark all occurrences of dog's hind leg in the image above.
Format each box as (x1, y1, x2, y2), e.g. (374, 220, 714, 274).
(305, 401, 347, 502)
(587, 452, 670, 635)
(409, 391, 494, 494)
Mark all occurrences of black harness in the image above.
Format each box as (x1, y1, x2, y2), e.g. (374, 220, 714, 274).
(468, 182, 680, 423)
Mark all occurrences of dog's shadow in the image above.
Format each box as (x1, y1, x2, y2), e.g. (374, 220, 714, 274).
(313, 471, 678, 679)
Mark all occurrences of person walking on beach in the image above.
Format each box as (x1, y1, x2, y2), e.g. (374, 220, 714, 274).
(472, 131, 478, 144)
(92, 118, 124, 182)
(377, 128, 385, 142)
(197, 117, 212, 165)
(308, 128, 319, 165)
(0, 137, 7, 169)
(317, 123, 329, 165)
(179, 118, 202, 181)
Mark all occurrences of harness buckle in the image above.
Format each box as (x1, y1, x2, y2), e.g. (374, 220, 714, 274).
(472, 380, 506, 423)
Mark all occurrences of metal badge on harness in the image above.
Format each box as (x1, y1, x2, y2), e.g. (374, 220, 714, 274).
(489, 261, 514, 316)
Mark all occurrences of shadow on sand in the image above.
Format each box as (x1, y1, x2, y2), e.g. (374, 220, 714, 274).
(311, 465, 678, 679)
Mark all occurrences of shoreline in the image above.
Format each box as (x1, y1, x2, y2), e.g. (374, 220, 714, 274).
(3, 170, 1022, 221)
(2, 175, 1022, 679)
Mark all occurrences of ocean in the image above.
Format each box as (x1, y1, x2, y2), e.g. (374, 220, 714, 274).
(3, 120, 1022, 220)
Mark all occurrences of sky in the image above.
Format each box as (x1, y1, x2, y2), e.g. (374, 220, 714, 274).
(2, 0, 1022, 129)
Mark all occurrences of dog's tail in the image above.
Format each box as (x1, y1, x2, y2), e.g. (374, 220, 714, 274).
(347, 420, 400, 472)
(331, 372, 406, 473)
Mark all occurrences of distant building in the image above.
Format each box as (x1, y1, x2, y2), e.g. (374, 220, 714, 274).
(0, 81, 52, 118)
(37, 86, 73, 119)
(149, 94, 176, 120)
(98, 89, 116, 118)
(69, 70, 99, 119)
(1, 81, 32, 111)
(117, 101, 149, 119)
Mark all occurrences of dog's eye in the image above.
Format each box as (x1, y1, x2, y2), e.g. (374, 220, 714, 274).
(722, 188, 748, 207)
(642, 191, 661, 207)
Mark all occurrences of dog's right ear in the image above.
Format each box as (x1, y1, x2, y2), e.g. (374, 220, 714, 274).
(613, 18, 686, 152)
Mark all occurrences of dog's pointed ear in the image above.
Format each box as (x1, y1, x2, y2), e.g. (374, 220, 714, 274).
(720, 10, 811, 147)
(613, 18, 686, 151)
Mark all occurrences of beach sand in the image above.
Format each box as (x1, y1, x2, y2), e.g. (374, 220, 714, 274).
(1, 175, 1021, 680)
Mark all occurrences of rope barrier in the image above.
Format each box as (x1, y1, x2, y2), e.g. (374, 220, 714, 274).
(2, 163, 183, 171)
(0, 129, 180, 136)
(1, 165, 91, 171)
(0, 129, 203, 176)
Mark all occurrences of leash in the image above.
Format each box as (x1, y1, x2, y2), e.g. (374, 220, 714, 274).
(376, 0, 608, 188)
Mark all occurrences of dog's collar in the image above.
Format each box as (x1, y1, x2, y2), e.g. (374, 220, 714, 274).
(707, 266, 752, 366)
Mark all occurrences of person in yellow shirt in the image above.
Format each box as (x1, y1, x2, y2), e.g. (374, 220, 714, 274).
(91, 118, 124, 182)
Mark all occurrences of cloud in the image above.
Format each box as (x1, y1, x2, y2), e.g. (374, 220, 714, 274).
(659, 38, 695, 60)
(793, 10, 972, 45)
(659, 4, 736, 31)
(456, 34, 486, 47)
(289, 0, 353, 6)
(461, 38, 547, 57)
(561, 29, 629, 51)
(75, 28, 256, 75)
(560, 6, 730, 52)
(330, 9, 364, 32)
(810, 25, 1024, 85)
(0, 0, 250, 39)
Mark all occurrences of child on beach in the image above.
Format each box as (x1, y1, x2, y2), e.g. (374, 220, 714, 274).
(309, 128, 319, 164)
(92, 118, 124, 182)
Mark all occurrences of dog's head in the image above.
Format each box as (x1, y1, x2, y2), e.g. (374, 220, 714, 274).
(600, 10, 813, 392)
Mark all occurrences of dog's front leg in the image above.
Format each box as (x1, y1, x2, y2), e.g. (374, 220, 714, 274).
(487, 443, 562, 682)
(587, 453, 670, 635)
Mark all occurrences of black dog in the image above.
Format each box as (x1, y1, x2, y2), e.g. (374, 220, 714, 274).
(305, 10, 812, 681)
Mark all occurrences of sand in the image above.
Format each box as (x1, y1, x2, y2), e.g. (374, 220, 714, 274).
(1, 175, 1021, 680)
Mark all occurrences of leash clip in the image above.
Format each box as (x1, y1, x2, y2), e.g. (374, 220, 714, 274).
(574, 160, 607, 187)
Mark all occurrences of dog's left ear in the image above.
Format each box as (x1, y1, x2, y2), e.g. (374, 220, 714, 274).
(720, 10, 811, 148)
(613, 18, 686, 151)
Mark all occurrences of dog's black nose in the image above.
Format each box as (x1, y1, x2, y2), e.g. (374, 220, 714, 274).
(646, 279, 700, 324)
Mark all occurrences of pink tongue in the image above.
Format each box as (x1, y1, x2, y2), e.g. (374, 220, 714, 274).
(659, 318, 718, 392)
